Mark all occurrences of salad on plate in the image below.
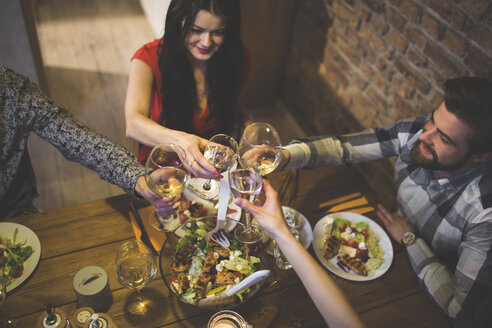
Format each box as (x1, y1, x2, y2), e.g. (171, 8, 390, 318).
(0, 228, 35, 287)
(323, 214, 384, 276)
(169, 219, 262, 306)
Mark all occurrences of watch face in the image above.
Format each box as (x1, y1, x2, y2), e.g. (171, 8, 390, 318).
(403, 232, 415, 246)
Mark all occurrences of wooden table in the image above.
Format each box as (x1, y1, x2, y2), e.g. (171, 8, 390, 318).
(4, 166, 450, 327)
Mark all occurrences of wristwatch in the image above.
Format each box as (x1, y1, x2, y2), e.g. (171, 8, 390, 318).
(401, 231, 418, 247)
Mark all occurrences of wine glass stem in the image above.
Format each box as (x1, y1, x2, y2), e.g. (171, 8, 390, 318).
(136, 289, 143, 304)
(244, 195, 256, 229)
(203, 179, 212, 190)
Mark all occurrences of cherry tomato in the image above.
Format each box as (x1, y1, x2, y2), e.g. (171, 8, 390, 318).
(349, 240, 359, 248)
(340, 239, 348, 246)
(171, 275, 178, 283)
(361, 229, 369, 238)
(193, 208, 209, 217)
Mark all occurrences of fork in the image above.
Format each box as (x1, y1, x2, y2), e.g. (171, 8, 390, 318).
(204, 176, 231, 248)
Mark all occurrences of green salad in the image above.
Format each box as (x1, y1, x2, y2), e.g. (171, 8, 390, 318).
(170, 220, 261, 305)
(325, 216, 385, 273)
(0, 228, 34, 287)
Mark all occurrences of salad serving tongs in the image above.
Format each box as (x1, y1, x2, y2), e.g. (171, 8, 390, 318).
(204, 176, 231, 248)
(197, 269, 271, 308)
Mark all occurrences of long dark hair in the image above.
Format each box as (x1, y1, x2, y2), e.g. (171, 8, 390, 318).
(444, 77, 492, 154)
(157, 0, 244, 137)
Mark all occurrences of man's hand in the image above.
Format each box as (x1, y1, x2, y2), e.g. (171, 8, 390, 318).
(135, 176, 181, 216)
(279, 148, 291, 170)
(376, 204, 414, 245)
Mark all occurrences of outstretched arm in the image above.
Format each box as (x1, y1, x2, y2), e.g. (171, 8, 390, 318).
(124, 59, 220, 179)
(234, 179, 365, 328)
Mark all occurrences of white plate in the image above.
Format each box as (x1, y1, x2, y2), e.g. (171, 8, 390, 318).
(313, 212, 393, 281)
(183, 186, 241, 221)
(176, 186, 242, 237)
(0, 222, 41, 292)
(282, 206, 313, 249)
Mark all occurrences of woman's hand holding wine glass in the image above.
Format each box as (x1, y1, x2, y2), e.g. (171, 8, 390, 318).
(230, 123, 282, 244)
(188, 134, 238, 201)
(145, 143, 190, 232)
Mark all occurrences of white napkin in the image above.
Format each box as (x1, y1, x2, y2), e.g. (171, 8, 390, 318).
(217, 174, 231, 222)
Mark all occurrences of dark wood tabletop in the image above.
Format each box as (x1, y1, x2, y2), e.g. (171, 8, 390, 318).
(3, 166, 450, 327)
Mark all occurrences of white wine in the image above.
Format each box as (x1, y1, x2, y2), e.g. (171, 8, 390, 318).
(204, 145, 236, 173)
(240, 148, 280, 176)
(116, 254, 156, 290)
(153, 179, 185, 197)
(230, 187, 261, 201)
(229, 169, 262, 200)
(147, 167, 187, 197)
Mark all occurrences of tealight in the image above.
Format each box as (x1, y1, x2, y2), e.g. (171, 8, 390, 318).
(207, 310, 249, 328)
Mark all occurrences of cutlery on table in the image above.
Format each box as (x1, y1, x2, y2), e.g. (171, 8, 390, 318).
(204, 177, 230, 248)
(312, 193, 374, 214)
(313, 192, 362, 213)
(328, 204, 375, 214)
(197, 270, 271, 308)
(325, 196, 370, 212)
(129, 202, 158, 256)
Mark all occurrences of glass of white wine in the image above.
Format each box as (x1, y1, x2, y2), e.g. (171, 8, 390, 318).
(145, 143, 189, 232)
(188, 134, 238, 201)
(229, 168, 264, 244)
(238, 123, 282, 176)
(114, 240, 157, 316)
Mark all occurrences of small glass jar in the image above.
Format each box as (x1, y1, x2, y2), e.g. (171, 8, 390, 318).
(273, 229, 300, 270)
(207, 310, 250, 328)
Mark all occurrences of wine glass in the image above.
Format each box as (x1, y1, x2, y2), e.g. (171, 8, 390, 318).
(238, 123, 282, 176)
(114, 240, 157, 316)
(188, 134, 238, 201)
(145, 143, 189, 232)
(229, 168, 263, 243)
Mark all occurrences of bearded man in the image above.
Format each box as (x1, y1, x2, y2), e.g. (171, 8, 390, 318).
(280, 77, 492, 327)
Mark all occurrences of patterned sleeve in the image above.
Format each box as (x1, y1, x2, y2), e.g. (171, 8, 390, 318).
(284, 116, 427, 170)
(407, 211, 492, 326)
(19, 72, 146, 197)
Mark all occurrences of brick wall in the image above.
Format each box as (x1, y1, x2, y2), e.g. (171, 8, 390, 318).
(281, 0, 492, 209)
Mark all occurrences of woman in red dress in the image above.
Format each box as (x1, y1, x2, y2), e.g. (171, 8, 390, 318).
(125, 0, 248, 179)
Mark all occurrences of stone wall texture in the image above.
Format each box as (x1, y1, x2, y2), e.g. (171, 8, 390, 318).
(281, 0, 492, 208)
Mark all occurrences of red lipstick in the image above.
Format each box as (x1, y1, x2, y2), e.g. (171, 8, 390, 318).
(197, 47, 210, 54)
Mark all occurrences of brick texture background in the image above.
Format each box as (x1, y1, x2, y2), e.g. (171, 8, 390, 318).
(281, 0, 492, 209)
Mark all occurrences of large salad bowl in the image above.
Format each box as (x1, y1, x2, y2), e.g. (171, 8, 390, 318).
(159, 216, 269, 309)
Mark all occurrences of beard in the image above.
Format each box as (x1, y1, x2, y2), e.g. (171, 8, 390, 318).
(410, 140, 472, 171)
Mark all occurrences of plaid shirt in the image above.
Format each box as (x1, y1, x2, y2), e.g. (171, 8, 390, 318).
(285, 116, 492, 327)
(0, 65, 145, 219)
